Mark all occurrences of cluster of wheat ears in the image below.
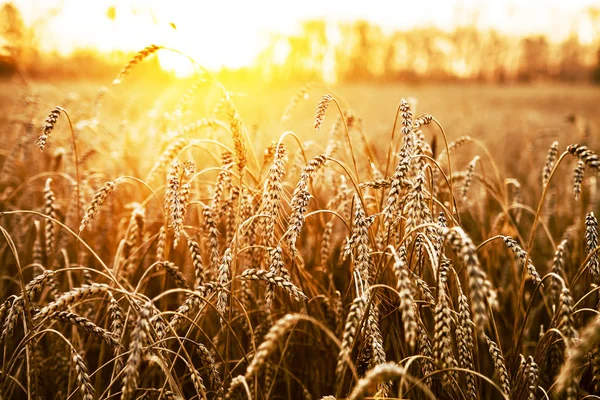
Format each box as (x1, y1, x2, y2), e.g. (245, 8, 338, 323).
(0, 45, 599, 400)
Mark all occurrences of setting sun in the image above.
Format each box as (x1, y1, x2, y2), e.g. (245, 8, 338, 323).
(157, 51, 195, 78)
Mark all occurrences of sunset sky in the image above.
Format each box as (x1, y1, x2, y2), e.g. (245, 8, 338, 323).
(7, 0, 600, 71)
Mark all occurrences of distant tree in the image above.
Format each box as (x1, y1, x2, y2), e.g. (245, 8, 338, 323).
(0, 2, 25, 75)
(560, 35, 584, 81)
(519, 36, 549, 81)
(587, 7, 600, 82)
(0, 2, 25, 58)
(478, 30, 509, 82)
(0, 2, 60, 76)
(383, 36, 397, 79)
(342, 21, 374, 81)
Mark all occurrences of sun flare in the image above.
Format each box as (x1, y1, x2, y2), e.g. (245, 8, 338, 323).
(9, 0, 599, 78)
(157, 51, 195, 78)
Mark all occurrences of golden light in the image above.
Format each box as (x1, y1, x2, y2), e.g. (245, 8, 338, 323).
(578, 19, 596, 45)
(271, 40, 291, 66)
(157, 51, 195, 78)
(9, 0, 600, 78)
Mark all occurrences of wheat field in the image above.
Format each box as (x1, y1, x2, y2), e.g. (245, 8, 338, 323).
(1, 47, 600, 400)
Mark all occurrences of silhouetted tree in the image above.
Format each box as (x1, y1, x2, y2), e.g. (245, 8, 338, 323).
(519, 36, 550, 81)
(587, 7, 600, 82)
(0, 2, 25, 75)
(560, 35, 584, 81)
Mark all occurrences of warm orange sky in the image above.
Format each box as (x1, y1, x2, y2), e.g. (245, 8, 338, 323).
(7, 0, 600, 72)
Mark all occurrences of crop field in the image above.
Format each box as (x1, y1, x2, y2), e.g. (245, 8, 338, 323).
(0, 50, 600, 400)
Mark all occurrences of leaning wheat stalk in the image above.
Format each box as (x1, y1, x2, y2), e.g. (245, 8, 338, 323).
(226, 313, 302, 400)
(336, 294, 366, 380)
(33, 283, 110, 321)
(347, 362, 405, 400)
(43, 178, 57, 257)
(36, 107, 62, 151)
(240, 268, 307, 303)
(52, 311, 119, 346)
(113, 44, 162, 85)
(314, 94, 333, 131)
(556, 317, 600, 395)
(80, 181, 117, 233)
(71, 347, 94, 400)
(121, 302, 152, 400)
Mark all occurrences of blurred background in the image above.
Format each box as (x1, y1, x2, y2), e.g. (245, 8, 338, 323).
(1, 0, 599, 183)
(2, 0, 600, 84)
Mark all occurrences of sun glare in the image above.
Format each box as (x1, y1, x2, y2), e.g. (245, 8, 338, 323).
(157, 51, 195, 78)
(271, 40, 291, 65)
(8, 0, 600, 78)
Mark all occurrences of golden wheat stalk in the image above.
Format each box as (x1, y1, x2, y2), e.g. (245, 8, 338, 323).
(113, 44, 162, 85)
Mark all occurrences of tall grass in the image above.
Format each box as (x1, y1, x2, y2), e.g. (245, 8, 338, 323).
(0, 45, 599, 400)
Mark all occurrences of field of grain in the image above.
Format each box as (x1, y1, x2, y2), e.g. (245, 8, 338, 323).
(0, 50, 600, 400)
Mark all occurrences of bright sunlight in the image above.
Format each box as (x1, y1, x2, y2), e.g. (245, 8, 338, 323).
(10, 0, 600, 77)
(2, 1, 600, 400)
